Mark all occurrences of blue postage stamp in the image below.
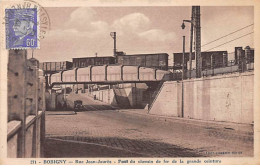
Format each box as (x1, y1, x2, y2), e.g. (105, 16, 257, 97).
(5, 8, 39, 49)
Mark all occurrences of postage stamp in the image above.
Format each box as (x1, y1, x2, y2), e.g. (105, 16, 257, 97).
(0, 0, 259, 165)
(5, 8, 39, 49)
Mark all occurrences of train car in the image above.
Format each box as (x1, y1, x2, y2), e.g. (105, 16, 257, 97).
(173, 51, 228, 70)
(72, 56, 115, 68)
(116, 53, 169, 70)
(201, 51, 228, 70)
(235, 46, 254, 65)
(173, 53, 194, 70)
(39, 61, 73, 72)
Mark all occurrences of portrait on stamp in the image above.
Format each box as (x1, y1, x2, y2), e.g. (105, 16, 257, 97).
(5, 8, 38, 49)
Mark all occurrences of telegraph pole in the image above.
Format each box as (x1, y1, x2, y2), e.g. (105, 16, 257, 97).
(189, 7, 194, 78)
(181, 6, 195, 79)
(182, 36, 185, 117)
(182, 36, 185, 81)
(194, 6, 202, 78)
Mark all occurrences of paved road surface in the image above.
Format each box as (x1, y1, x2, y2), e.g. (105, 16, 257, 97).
(44, 109, 253, 157)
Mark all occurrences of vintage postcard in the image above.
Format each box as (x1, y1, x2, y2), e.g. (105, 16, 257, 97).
(0, 0, 259, 165)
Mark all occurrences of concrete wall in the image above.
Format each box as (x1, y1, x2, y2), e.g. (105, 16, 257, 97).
(124, 84, 147, 108)
(92, 83, 148, 108)
(25, 124, 34, 157)
(7, 134, 18, 158)
(7, 114, 45, 158)
(92, 88, 116, 105)
(149, 72, 254, 124)
(7, 50, 46, 158)
(149, 82, 182, 117)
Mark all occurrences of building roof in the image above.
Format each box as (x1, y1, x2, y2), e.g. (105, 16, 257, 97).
(117, 53, 169, 57)
(173, 51, 227, 55)
(72, 56, 115, 60)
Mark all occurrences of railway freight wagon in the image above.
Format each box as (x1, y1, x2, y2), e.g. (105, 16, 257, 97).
(72, 56, 115, 68)
(116, 53, 169, 70)
(39, 61, 73, 73)
(173, 51, 228, 70)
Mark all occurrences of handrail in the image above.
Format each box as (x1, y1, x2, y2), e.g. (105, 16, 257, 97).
(26, 115, 37, 130)
(8, 111, 45, 140)
(7, 120, 22, 140)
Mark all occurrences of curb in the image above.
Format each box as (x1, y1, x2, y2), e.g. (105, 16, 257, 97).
(119, 109, 253, 133)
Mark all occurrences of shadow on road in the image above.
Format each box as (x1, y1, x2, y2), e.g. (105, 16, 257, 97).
(44, 136, 204, 158)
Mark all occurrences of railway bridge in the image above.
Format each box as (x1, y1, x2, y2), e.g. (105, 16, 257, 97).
(48, 65, 172, 88)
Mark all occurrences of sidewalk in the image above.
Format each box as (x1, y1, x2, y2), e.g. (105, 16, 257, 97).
(119, 109, 253, 135)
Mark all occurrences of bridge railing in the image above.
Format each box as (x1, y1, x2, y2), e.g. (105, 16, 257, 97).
(49, 65, 172, 87)
(174, 63, 254, 79)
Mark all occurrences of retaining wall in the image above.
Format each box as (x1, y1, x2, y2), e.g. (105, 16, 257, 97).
(149, 72, 254, 124)
(92, 88, 117, 106)
(92, 83, 148, 108)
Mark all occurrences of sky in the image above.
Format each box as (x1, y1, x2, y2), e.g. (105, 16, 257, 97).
(31, 6, 254, 64)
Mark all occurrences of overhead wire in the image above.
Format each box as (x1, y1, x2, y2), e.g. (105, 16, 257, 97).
(204, 32, 254, 52)
(201, 23, 254, 47)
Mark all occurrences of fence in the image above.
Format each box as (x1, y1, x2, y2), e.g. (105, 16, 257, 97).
(7, 50, 46, 158)
(172, 63, 254, 79)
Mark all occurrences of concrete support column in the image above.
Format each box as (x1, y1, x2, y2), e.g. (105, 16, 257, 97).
(27, 58, 39, 157)
(8, 50, 27, 157)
